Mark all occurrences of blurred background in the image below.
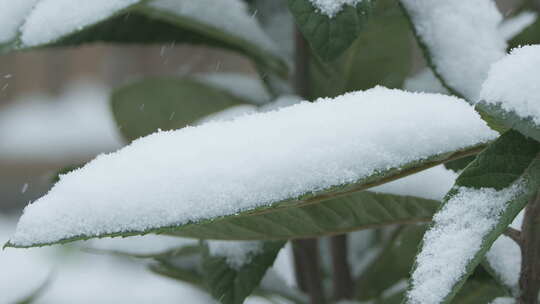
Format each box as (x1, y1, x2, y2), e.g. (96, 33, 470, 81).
(0, 0, 532, 303)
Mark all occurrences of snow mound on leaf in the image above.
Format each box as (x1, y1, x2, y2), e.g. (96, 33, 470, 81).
(400, 0, 506, 101)
(10, 87, 496, 247)
(480, 45, 540, 125)
(208, 241, 263, 269)
(308, 0, 365, 18)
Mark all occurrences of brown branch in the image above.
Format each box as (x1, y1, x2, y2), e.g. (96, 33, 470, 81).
(504, 227, 523, 246)
(292, 239, 326, 304)
(330, 235, 354, 300)
(519, 191, 540, 304)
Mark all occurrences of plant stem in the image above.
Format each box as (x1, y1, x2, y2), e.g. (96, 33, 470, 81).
(291, 26, 326, 304)
(292, 239, 326, 304)
(519, 191, 540, 304)
(330, 234, 354, 300)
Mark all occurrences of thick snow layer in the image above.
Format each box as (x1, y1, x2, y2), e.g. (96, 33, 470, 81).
(485, 211, 523, 293)
(10, 87, 497, 246)
(259, 95, 302, 112)
(0, 0, 38, 43)
(147, 0, 281, 56)
(308, 0, 364, 18)
(196, 105, 258, 124)
(0, 82, 123, 163)
(404, 69, 448, 95)
(196, 73, 271, 105)
(500, 11, 538, 41)
(372, 165, 457, 201)
(208, 241, 263, 269)
(480, 45, 540, 125)
(401, 0, 507, 101)
(407, 183, 524, 304)
(21, 0, 140, 46)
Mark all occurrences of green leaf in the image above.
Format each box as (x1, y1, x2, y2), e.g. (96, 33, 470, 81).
(476, 101, 540, 143)
(288, 0, 373, 61)
(149, 245, 206, 287)
(172, 191, 437, 240)
(406, 130, 540, 304)
(310, 0, 412, 99)
(0, 0, 287, 76)
(202, 240, 286, 304)
(443, 155, 475, 173)
(451, 280, 507, 304)
(357, 225, 427, 301)
(111, 77, 251, 141)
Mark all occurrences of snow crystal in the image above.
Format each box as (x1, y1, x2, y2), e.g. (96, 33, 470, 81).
(10, 87, 497, 247)
(0, 0, 38, 43)
(0, 82, 123, 163)
(196, 73, 271, 105)
(485, 211, 523, 294)
(208, 241, 263, 270)
(404, 69, 448, 95)
(308, 0, 364, 18)
(400, 0, 506, 101)
(480, 45, 540, 125)
(373, 165, 457, 201)
(407, 183, 524, 304)
(147, 0, 282, 56)
(500, 11, 538, 41)
(21, 0, 140, 46)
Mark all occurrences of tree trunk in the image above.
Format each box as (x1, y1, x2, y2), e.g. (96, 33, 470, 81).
(519, 191, 540, 304)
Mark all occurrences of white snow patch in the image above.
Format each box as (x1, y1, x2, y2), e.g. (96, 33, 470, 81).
(0, 218, 52, 303)
(485, 211, 523, 294)
(147, 0, 282, 56)
(87, 234, 198, 256)
(491, 298, 515, 304)
(404, 69, 448, 95)
(500, 11, 538, 41)
(0, 0, 39, 43)
(196, 73, 271, 105)
(372, 165, 457, 201)
(407, 183, 524, 304)
(10, 87, 497, 247)
(308, 0, 364, 18)
(21, 0, 140, 46)
(400, 0, 507, 101)
(0, 82, 123, 163)
(480, 45, 540, 125)
(208, 241, 263, 269)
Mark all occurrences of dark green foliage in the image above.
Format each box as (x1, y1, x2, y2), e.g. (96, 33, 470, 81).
(288, 0, 373, 61)
(202, 241, 286, 304)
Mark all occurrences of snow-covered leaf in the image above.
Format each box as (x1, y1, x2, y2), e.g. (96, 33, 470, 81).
(357, 225, 426, 301)
(288, 0, 373, 61)
(7, 87, 496, 248)
(0, 0, 287, 76)
(112, 77, 254, 141)
(500, 11, 538, 42)
(203, 240, 285, 304)
(406, 131, 540, 304)
(477, 45, 540, 142)
(310, 0, 411, 99)
(399, 0, 507, 101)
